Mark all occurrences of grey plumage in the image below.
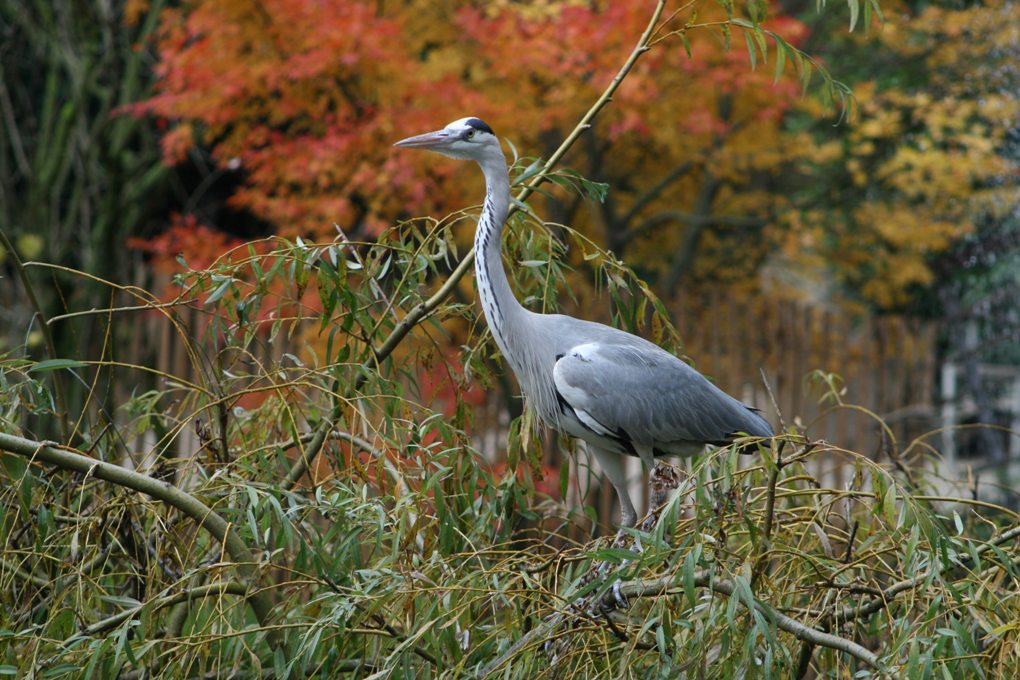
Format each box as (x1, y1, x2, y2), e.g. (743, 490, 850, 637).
(396, 117, 773, 527)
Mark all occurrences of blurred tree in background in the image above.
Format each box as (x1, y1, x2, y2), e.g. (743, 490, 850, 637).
(130, 0, 821, 297)
(0, 1, 169, 358)
(779, 0, 1019, 312)
(2, 1, 1020, 677)
(5, 0, 1014, 359)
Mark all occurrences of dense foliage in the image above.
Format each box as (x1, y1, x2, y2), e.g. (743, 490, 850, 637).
(2, 0, 1019, 678)
(3, 216, 1020, 677)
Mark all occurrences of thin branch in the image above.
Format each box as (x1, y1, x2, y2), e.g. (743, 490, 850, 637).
(0, 69, 31, 175)
(796, 521, 1020, 676)
(118, 660, 376, 680)
(478, 611, 566, 677)
(752, 441, 789, 587)
(0, 555, 50, 589)
(267, 428, 381, 459)
(363, 608, 441, 668)
(614, 120, 748, 248)
(84, 580, 250, 636)
(0, 432, 279, 646)
(482, 565, 884, 675)
(606, 572, 882, 670)
(663, 172, 723, 290)
(282, 398, 342, 490)
(827, 522, 1020, 625)
(22, 542, 116, 610)
(281, 0, 671, 488)
(333, 223, 399, 323)
(46, 300, 186, 324)
(620, 160, 696, 227)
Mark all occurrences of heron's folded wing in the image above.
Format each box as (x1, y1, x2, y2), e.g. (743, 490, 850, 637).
(552, 341, 769, 447)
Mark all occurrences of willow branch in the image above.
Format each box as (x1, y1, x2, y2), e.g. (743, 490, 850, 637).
(477, 611, 565, 678)
(482, 566, 882, 675)
(0, 432, 278, 646)
(607, 573, 882, 670)
(118, 660, 375, 680)
(6, 542, 115, 597)
(753, 441, 792, 587)
(828, 522, 1020, 625)
(281, 397, 342, 491)
(0, 555, 50, 589)
(281, 0, 670, 489)
(85, 580, 250, 636)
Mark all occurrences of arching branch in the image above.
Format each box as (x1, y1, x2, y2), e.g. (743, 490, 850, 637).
(480, 568, 883, 676)
(827, 522, 1020, 625)
(0, 432, 279, 646)
(84, 580, 250, 636)
(605, 572, 882, 670)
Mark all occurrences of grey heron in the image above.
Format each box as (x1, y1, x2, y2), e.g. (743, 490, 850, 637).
(395, 117, 773, 527)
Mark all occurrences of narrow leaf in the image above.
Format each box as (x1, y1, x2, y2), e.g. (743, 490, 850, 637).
(28, 359, 87, 373)
(590, 548, 640, 563)
(774, 39, 787, 82)
(205, 277, 233, 306)
(847, 0, 860, 31)
(681, 32, 693, 58)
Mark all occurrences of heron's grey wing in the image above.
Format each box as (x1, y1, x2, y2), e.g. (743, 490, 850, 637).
(552, 341, 771, 449)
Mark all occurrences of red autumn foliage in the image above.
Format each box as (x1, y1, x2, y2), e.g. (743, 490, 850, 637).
(127, 0, 810, 276)
(127, 213, 241, 275)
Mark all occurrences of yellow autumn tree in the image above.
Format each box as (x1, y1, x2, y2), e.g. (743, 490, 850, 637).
(777, 0, 1019, 310)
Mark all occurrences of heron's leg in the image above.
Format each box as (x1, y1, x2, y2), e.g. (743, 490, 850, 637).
(590, 447, 637, 530)
(640, 460, 684, 533)
(588, 448, 640, 608)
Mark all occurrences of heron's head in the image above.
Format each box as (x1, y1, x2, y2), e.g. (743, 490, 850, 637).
(394, 117, 502, 163)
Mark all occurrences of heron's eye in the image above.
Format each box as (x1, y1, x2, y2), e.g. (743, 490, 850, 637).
(465, 129, 475, 140)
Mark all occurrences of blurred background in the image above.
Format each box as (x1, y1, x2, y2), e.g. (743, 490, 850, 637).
(2, 0, 1018, 513)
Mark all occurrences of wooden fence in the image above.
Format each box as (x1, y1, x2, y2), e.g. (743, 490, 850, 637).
(115, 285, 944, 523)
(670, 290, 939, 456)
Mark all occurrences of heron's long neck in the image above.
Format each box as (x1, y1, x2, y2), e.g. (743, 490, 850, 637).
(475, 156, 526, 363)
